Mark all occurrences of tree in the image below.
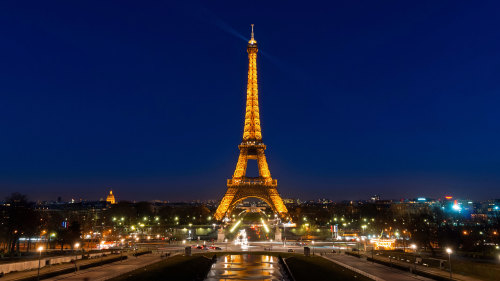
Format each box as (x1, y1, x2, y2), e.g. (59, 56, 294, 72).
(3, 193, 40, 254)
(56, 221, 81, 251)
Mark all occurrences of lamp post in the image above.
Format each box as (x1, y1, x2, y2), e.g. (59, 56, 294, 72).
(37, 246, 44, 281)
(270, 239, 273, 251)
(120, 239, 125, 261)
(283, 224, 286, 247)
(224, 239, 228, 251)
(410, 244, 417, 273)
(74, 243, 80, 272)
(135, 237, 139, 258)
(446, 248, 453, 280)
(312, 240, 315, 255)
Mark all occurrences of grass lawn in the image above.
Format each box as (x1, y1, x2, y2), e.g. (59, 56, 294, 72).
(377, 251, 500, 281)
(108, 255, 213, 281)
(450, 259, 500, 281)
(286, 256, 373, 281)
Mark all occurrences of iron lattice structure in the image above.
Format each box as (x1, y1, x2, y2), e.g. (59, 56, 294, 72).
(214, 26, 289, 221)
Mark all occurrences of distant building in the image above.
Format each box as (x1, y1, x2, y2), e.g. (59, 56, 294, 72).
(106, 190, 116, 204)
(370, 195, 380, 202)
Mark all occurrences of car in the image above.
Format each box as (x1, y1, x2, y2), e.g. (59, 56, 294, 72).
(287, 249, 294, 252)
(196, 246, 203, 249)
(214, 247, 222, 250)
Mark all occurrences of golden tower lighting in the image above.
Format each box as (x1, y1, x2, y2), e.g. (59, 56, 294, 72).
(214, 25, 289, 221)
(106, 190, 116, 204)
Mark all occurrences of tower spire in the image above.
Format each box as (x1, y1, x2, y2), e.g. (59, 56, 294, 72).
(244, 24, 260, 141)
(248, 24, 257, 45)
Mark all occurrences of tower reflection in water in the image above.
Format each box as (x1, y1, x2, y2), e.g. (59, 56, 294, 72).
(205, 254, 286, 281)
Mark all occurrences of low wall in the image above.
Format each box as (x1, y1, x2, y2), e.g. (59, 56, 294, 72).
(0, 255, 83, 274)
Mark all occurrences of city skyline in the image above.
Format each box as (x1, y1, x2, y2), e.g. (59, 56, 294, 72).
(2, 1, 500, 201)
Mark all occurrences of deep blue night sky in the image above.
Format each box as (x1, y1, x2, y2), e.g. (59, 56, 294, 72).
(1, 1, 500, 202)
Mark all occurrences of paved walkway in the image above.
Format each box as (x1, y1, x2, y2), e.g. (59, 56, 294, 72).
(1, 252, 173, 281)
(43, 253, 164, 281)
(370, 254, 483, 281)
(2, 254, 124, 281)
(323, 254, 433, 281)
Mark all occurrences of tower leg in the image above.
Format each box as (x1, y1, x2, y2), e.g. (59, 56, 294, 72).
(214, 187, 238, 220)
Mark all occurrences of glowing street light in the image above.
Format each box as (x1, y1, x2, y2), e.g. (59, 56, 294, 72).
(37, 246, 44, 281)
(74, 243, 80, 272)
(410, 244, 417, 272)
(446, 248, 453, 279)
(312, 240, 315, 255)
(119, 239, 125, 261)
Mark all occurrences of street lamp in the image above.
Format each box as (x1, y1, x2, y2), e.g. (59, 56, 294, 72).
(270, 239, 273, 251)
(37, 246, 44, 281)
(410, 244, 417, 273)
(120, 239, 125, 261)
(283, 223, 286, 247)
(224, 238, 228, 251)
(446, 248, 453, 280)
(74, 243, 80, 272)
(312, 240, 315, 255)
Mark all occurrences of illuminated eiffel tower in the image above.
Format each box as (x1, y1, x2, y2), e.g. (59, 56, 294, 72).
(214, 25, 289, 221)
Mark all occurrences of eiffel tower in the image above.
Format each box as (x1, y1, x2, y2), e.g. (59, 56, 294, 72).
(214, 25, 289, 221)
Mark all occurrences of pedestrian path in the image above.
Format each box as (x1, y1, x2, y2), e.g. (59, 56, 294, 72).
(371, 254, 483, 281)
(323, 254, 433, 281)
(43, 253, 165, 281)
(2, 254, 121, 281)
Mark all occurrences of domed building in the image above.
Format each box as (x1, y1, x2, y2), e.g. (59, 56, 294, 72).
(106, 190, 116, 204)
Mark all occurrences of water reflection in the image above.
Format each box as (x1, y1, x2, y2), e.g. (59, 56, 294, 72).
(205, 254, 286, 281)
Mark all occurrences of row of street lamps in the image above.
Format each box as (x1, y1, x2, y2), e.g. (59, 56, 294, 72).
(408, 244, 453, 279)
(36, 242, 82, 281)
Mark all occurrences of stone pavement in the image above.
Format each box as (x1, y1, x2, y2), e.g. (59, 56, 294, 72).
(43, 253, 167, 281)
(323, 254, 434, 281)
(1, 252, 173, 281)
(2, 254, 122, 281)
(370, 254, 484, 281)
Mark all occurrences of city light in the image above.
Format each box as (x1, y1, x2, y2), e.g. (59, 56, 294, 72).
(261, 218, 269, 233)
(230, 220, 242, 233)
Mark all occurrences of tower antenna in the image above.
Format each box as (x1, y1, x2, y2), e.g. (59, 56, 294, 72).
(251, 24, 254, 40)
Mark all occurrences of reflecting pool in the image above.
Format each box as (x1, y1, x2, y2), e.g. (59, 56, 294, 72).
(205, 254, 287, 281)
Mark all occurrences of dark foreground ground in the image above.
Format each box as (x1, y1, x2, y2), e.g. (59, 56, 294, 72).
(286, 255, 372, 281)
(108, 252, 373, 281)
(108, 255, 213, 281)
